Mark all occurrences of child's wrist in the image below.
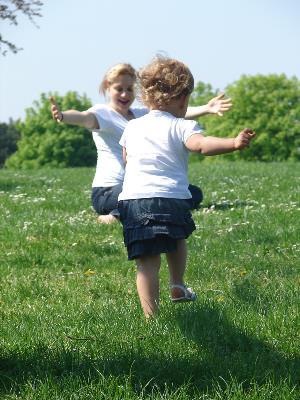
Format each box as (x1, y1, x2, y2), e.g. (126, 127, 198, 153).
(205, 104, 212, 114)
(233, 137, 238, 150)
(57, 112, 64, 123)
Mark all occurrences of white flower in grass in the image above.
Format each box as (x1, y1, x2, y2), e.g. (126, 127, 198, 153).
(26, 236, 38, 242)
(10, 193, 26, 201)
(23, 221, 32, 230)
(31, 197, 46, 203)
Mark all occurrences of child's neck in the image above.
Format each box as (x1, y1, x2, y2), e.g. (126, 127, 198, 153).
(150, 96, 188, 118)
(151, 105, 183, 118)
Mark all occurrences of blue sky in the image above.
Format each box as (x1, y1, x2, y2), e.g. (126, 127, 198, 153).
(1, 0, 299, 122)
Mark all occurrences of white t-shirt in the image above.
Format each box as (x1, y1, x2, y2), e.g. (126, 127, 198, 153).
(88, 104, 148, 187)
(118, 110, 203, 200)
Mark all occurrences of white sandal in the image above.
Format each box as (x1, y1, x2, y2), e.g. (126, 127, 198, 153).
(170, 284, 197, 302)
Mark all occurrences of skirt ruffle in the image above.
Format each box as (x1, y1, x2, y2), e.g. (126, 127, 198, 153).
(123, 213, 195, 246)
(118, 199, 196, 260)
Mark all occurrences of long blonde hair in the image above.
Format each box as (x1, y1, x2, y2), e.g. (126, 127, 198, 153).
(99, 63, 137, 94)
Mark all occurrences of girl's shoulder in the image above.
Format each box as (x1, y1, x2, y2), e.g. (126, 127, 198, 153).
(174, 118, 203, 143)
(88, 104, 124, 129)
(87, 103, 110, 114)
(176, 116, 203, 131)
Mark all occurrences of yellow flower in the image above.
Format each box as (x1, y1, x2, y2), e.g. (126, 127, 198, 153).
(83, 269, 96, 276)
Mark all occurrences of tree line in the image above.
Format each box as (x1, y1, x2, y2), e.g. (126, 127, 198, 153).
(1, 73, 299, 168)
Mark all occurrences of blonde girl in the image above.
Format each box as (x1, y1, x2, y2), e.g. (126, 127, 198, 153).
(51, 62, 232, 224)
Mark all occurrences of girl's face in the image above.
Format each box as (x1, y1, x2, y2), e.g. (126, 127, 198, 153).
(108, 74, 135, 116)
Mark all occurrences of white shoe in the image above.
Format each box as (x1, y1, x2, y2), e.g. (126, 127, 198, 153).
(170, 284, 197, 302)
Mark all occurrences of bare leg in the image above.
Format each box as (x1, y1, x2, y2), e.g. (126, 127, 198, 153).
(166, 239, 190, 300)
(135, 254, 161, 318)
(97, 214, 118, 224)
(166, 239, 187, 285)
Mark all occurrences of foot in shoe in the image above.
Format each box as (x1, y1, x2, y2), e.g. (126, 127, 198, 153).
(170, 284, 197, 302)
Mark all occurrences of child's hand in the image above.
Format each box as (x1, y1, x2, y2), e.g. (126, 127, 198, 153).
(234, 128, 256, 150)
(50, 96, 63, 123)
(207, 93, 232, 116)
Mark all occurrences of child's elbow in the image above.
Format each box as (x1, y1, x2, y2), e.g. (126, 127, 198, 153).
(199, 147, 209, 155)
(186, 141, 203, 153)
(193, 144, 206, 154)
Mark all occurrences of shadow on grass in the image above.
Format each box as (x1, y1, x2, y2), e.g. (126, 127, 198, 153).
(0, 178, 23, 191)
(175, 306, 299, 388)
(0, 306, 299, 397)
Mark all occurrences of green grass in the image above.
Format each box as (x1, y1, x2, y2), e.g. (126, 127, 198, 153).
(0, 162, 299, 399)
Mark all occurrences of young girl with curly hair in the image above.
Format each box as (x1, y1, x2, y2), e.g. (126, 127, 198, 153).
(50, 62, 232, 224)
(118, 57, 255, 318)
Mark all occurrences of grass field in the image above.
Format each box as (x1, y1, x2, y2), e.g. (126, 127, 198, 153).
(0, 161, 299, 399)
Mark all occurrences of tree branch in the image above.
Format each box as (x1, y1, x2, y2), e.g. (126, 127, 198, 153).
(0, 0, 43, 55)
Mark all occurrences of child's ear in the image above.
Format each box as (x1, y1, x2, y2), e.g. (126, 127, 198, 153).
(179, 94, 189, 109)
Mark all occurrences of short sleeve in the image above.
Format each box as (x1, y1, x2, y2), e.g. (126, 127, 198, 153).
(181, 120, 203, 143)
(86, 104, 108, 131)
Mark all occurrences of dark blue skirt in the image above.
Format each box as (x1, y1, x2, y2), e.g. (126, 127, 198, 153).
(118, 198, 196, 260)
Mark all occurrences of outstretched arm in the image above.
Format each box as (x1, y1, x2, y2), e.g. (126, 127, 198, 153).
(50, 96, 99, 130)
(185, 128, 255, 155)
(185, 93, 232, 119)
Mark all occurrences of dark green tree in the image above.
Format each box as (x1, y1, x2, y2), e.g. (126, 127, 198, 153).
(5, 91, 96, 168)
(191, 74, 300, 161)
(0, 119, 20, 166)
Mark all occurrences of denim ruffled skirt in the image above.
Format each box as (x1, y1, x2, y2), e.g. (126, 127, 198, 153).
(118, 198, 196, 260)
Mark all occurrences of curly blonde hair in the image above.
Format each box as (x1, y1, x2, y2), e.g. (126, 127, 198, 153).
(99, 63, 137, 94)
(138, 56, 194, 108)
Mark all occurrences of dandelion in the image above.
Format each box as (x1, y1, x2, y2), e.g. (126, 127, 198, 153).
(216, 295, 225, 302)
(83, 269, 96, 276)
